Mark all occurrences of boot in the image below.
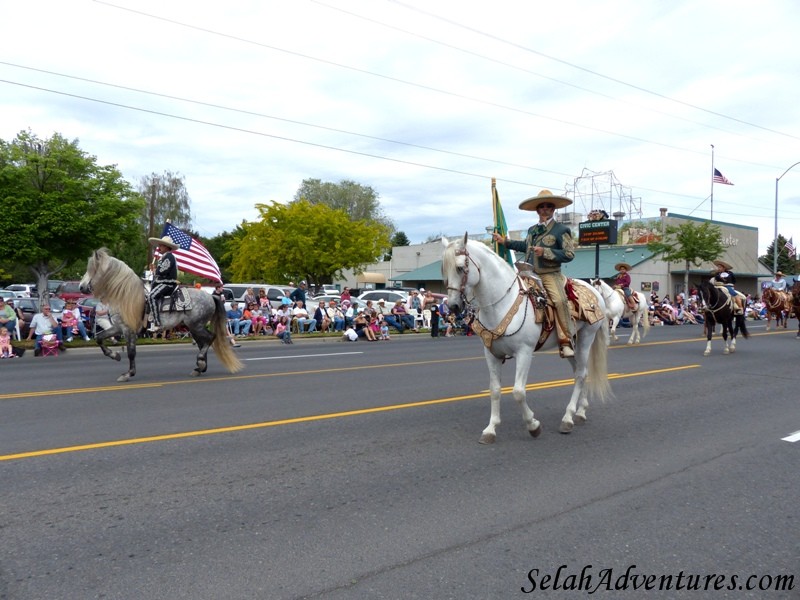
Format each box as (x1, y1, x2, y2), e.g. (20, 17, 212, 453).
(559, 343, 575, 358)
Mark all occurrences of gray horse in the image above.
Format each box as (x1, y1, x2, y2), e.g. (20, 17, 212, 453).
(80, 248, 242, 382)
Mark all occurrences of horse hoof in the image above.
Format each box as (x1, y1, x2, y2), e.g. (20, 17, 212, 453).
(559, 421, 573, 434)
(703, 350, 711, 356)
(574, 414, 587, 425)
(116, 374, 129, 383)
(479, 433, 496, 445)
(113, 353, 121, 362)
(529, 424, 542, 438)
(723, 348, 730, 355)
(190, 370, 202, 377)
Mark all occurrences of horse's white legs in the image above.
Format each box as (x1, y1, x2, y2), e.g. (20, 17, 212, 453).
(704, 341, 712, 356)
(512, 351, 541, 438)
(560, 327, 595, 433)
(627, 313, 639, 344)
(479, 354, 504, 444)
(609, 316, 619, 341)
(729, 337, 736, 353)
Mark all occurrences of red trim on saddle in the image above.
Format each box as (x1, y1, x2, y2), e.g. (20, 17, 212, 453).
(565, 278, 580, 310)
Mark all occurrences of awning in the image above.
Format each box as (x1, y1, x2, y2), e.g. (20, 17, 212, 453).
(356, 272, 386, 284)
(394, 261, 442, 282)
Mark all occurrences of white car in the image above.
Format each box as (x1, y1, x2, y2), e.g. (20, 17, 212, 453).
(357, 290, 409, 305)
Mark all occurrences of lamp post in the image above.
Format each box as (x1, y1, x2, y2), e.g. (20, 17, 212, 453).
(774, 161, 800, 274)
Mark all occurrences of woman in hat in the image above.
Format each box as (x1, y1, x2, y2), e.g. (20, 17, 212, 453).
(492, 190, 576, 358)
(147, 235, 180, 329)
(712, 259, 744, 314)
(614, 262, 637, 311)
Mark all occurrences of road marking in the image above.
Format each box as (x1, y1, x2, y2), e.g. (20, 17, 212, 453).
(245, 351, 363, 361)
(0, 364, 699, 462)
(781, 430, 800, 443)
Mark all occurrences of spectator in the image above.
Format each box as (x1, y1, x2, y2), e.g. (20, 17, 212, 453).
(353, 312, 377, 341)
(0, 326, 15, 358)
(407, 290, 422, 313)
(392, 299, 417, 332)
(379, 320, 390, 340)
(27, 304, 65, 356)
(289, 280, 308, 306)
(275, 316, 292, 344)
(341, 326, 358, 342)
(293, 300, 316, 333)
(444, 313, 456, 337)
(0, 298, 17, 337)
(376, 299, 402, 333)
(249, 302, 267, 335)
(242, 287, 257, 308)
(61, 299, 91, 342)
(313, 303, 331, 332)
(258, 287, 270, 310)
(341, 299, 355, 329)
(226, 302, 251, 337)
(421, 290, 437, 312)
(439, 297, 450, 320)
(321, 299, 344, 332)
(340, 287, 352, 303)
(430, 304, 440, 337)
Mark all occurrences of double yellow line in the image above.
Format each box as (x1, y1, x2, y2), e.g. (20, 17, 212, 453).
(0, 365, 698, 462)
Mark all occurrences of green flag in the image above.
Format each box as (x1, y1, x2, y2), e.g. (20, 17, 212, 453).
(492, 179, 515, 267)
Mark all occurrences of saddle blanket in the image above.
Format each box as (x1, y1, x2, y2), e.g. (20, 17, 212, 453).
(160, 288, 193, 312)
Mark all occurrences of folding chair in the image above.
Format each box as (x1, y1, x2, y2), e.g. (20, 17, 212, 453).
(41, 334, 59, 357)
(422, 309, 432, 329)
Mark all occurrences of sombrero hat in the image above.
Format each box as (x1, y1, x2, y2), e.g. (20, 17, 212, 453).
(614, 262, 632, 271)
(148, 235, 179, 250)
(518, 189, 573, 211)
(713, 259, 732, 271)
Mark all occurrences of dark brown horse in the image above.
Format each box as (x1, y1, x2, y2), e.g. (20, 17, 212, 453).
(791, 281, 800, 339)
(697, 281, 749, 355)
(762, 286, 791, 331)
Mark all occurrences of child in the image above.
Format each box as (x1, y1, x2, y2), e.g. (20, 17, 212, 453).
(380, 321, 390, 340)
(275, 316, 293, 344)
(444, 313, 456, 337)
(0, 326, 14, 358)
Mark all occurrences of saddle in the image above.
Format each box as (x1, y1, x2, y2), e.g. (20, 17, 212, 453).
(147, 287, 193, 316)
(712, 283, 745, 314)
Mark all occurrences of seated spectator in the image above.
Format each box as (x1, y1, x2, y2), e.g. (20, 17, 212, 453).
(341, 299, 355, 329)
(61, 300, 91, 342)
(0, 298, 17, 337)
(226, 302, 251, 337)
(293, 300, 316, 333)
(655, 301, 676, 325)
(324, 300, 345, 332)
(0, 326, 16, 358)
(313, 304, 331, 332)
(353, 312, 376, 341)
(249, 303, 267, 335)
(391, 299, 417, 332)
(27, 304, 64, 356)
(341, 326, 358, 342)
(376, 298, 402, 333)
(275, 316, 292, 344)
(444, 313, 456, 337)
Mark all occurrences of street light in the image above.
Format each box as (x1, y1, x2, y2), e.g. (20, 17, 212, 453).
(774, 161, 800, 274)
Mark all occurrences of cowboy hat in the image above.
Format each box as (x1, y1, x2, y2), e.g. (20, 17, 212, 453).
(713, 259, 732, 271)
(148, 235, 179, 250)
(614, 262, 632, 271)
(519, 189, 573, 211)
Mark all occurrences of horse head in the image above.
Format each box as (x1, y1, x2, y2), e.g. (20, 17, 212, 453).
(442, 233, 475, 314)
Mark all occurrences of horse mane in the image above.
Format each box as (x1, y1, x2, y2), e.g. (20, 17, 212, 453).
(86, 248, 145, 331)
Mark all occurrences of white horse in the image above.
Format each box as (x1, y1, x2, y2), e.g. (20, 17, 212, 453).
(591, 279, 650, 344)
(442, 235, 612, 443)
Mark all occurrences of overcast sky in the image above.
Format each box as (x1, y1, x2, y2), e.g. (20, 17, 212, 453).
(2, 0, 799, 254)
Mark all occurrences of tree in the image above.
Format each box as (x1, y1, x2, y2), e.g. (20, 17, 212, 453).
(228, 200, 391, 287)
(384, 230, 410, 260)
(0, 130, 143, 301)
(294, 179, 394, 233)
(760, 235, 796, 275)
(138, 171, 192, 261)
(646, 221, 725, 307)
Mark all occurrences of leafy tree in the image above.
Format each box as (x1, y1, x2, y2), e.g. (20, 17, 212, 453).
(228, 200, 391, 287)
(138, 171, 192, 261)
(0, 130, 143, 301)
(760, 235, 796, 275)
(646, 221, 724, 307)
(203, 228, 240, 283)
(294, 179, 394, 233)
(384, 230, 410, 260)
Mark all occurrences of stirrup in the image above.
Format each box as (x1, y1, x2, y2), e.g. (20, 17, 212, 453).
(559, 345, 574, 358)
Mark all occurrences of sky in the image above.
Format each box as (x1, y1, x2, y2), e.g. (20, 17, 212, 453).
(2, 0, 800, 255)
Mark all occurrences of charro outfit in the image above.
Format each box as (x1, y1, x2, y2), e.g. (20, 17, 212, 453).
(771, 272, 787, 291)
(501, 190, 576, 357)
(711, 259, 743, 314)
(147, 235, 179, 328)
(614, 262, 637, 310)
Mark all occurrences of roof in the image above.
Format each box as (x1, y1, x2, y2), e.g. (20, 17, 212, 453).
(394, 261, 443, 282)
(562, 245, 656, 280)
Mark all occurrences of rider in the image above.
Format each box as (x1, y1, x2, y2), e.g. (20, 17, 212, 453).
(614, 262, 638, 311)
(493, 190, 576, 358)
(770, 271, 787, 291)
(711, 259, 744, 314)
(147, 235, 180, 329)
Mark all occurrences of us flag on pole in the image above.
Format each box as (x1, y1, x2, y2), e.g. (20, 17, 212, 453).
(785, 237, 796, 256)
(160, 223, 222, 283)
(712, 168, 733, 185)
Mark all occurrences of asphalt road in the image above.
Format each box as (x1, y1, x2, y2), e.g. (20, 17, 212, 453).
(1, 321, 798, 600)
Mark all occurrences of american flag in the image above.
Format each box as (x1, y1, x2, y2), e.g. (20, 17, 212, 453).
(157, 223, 222, 283)
(785, 237, 796, 256)
(712, 168, 733, 185)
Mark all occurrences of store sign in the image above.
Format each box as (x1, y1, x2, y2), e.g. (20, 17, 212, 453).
(578, 219, 618, 245)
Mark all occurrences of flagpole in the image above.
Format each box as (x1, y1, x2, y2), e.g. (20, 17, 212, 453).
(491, 178, 498, 254)
(710, 144, 715, 221)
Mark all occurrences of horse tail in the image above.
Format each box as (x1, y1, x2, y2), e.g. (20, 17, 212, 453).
(586, 322, 613, 403)
(210, 295, 243, 373)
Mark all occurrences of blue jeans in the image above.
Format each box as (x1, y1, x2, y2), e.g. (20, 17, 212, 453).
(63, 320, 89, 340)
(297, 317, 316, 332)
(228, 319, 252, 335)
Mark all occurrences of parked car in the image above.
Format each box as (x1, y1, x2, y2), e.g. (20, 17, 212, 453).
(47, 280, 64, 294)
(357, 290, 409, 305)
(305, 295, 365, 316)
(55, 280, 91, 302)
(15, 297, 65, 338)
(6, 283, 36, 298)
(0, 289, 19, 301)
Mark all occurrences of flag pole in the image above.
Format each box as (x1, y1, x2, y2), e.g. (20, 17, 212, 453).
(710, 144, 715, 221)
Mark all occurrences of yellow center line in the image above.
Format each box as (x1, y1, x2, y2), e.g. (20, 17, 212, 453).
(0, 364, 699, 462)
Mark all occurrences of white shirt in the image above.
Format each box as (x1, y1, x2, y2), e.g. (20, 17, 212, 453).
(30, 312, 57, 335)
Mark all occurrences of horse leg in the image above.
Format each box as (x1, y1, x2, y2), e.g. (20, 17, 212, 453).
(95, 326, 122, 362)
(190, 325, 214, 376)
(117, 336, 137, 382)
(609, 316, 619, 342)
(511, 351, 540, 438)
(722, 323, 731, 354)
(560, 328, 593, 433)
(479, 352, 504, 444)
(703, 318, 713, 356)
(627, 313, 638, 345)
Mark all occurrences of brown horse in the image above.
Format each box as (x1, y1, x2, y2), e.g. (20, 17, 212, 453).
(762, 286, 791, 331)
(791, 281, 800, 339)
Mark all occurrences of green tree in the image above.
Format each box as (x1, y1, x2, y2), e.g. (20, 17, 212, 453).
(228, 200, 391, 287)
(0, 130, 143, 301)
(138, 171, 192, 261)
(761, 235, 796, 275)
(294, 179, 394, 233)
(646, 221, 725, 307)
(203, 228, 239, 283)
(384, 230, 410, 260)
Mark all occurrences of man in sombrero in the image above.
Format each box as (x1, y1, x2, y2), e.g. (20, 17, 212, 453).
(711, 259, 744, 314)
(147, 234, 180, 329)
(492, 190, 576, 358)
(614, 262, 638, 311)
